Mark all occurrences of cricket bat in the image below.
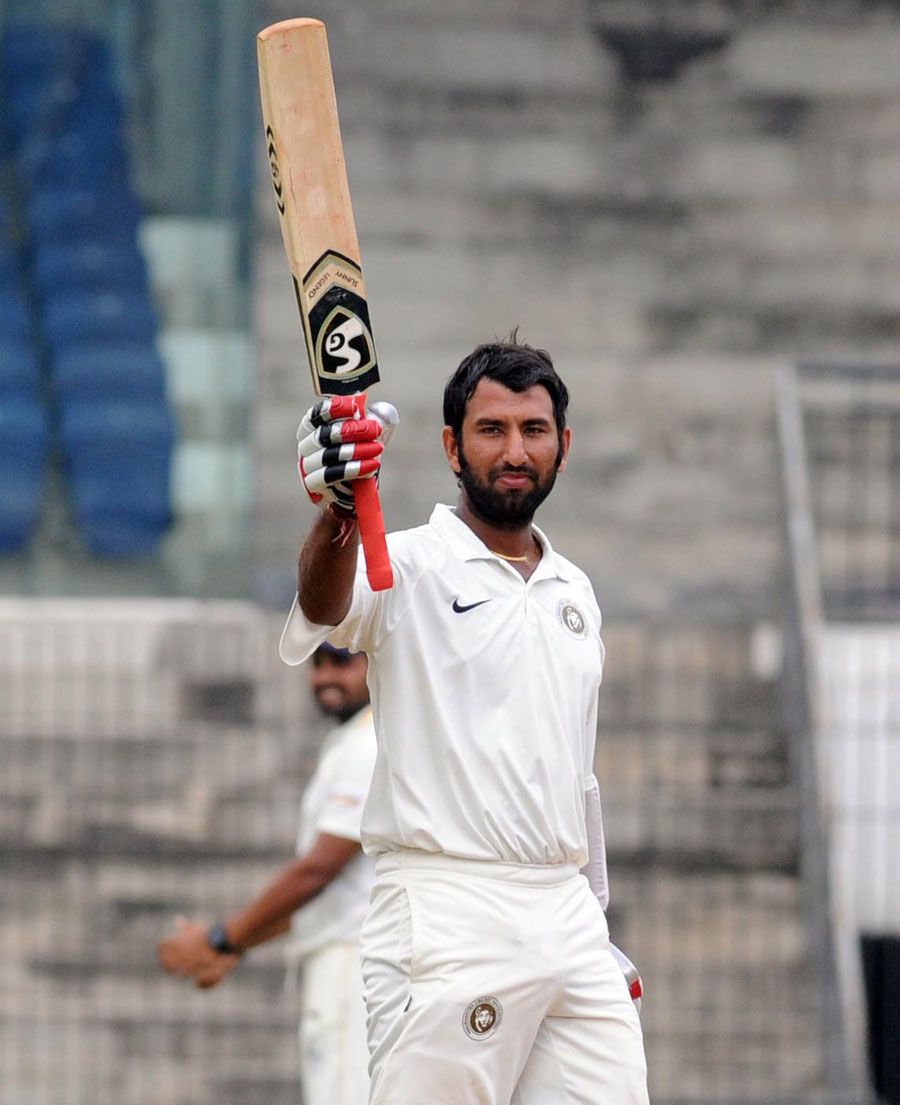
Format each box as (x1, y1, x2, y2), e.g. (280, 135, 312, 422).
(257, 17, 393, 591)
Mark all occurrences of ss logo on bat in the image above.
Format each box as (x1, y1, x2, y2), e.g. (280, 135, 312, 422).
(315, 302, 376, 386)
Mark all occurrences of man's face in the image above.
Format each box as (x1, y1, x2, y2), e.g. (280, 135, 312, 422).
(309, 650, 369, 722)
(442, 379, 571, 529)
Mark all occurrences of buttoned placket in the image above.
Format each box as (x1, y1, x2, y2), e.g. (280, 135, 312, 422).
(430, 505, 575, 633)
(483, 546, 561, 631)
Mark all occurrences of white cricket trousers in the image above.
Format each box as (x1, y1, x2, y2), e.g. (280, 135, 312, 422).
(360, 851, 649, 1105)
(299, 939, 370, 1105)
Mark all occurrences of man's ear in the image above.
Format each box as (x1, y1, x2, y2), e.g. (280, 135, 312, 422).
(557, 426, 572, 474)
(442, 426, 461, 475)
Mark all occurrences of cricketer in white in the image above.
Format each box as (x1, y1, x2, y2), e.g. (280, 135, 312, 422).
(281, 505, 604, 868)
(286, 693, 376, 1104)
(282, 337, 649, 1105)
(158, 643, 376, 1105)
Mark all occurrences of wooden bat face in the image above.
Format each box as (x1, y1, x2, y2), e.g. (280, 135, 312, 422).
(258, 19, 379, 397)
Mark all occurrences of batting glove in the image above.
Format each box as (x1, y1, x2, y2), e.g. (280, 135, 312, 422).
(610, 942, 643, 1014)
(296, 395, 397, 517)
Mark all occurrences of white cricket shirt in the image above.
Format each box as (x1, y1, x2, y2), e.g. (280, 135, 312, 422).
(285, 706, 377, 960)
(280, 504, 606, 868)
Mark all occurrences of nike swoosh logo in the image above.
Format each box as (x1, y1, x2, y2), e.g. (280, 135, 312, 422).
(452, 598, 491, 613)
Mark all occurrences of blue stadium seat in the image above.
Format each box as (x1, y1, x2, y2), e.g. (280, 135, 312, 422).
(74, 515, 172, 557)
(0, 396, 48, 551)
(17, 127, 128, 188)
(26, 185, 143, 246)
(0, 290, 32, 340)
(0, 246, 22, 289)
(1, 22, 105, 87)
(0, 340, 41, 398)
(52, 344, 167, 404)
(8, 67, 121, 125)
(59, 400, 176, 557)
(17, 145, 130, 192)
(66, 75, 124, 131)
(1, 24, 111, 147)
(33, 241, 149, 302)
(42, 290, 158, 354)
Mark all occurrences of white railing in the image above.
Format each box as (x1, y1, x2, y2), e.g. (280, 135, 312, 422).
(775, 363, 872, 1103)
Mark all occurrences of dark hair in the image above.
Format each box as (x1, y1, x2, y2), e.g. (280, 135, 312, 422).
(442, 333, 569, 440)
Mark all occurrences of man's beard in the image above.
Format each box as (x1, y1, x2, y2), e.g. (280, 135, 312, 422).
(457, 447, 558, 530)
(315, 692, 365, 724)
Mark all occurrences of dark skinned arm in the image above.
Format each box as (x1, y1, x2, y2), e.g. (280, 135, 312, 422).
(158, 832, 360, 988)
(297, 510, 361, 626)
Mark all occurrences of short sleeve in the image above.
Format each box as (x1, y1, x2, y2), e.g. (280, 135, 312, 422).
(278, 533, 424, 664)
(279, 550, 384, 665)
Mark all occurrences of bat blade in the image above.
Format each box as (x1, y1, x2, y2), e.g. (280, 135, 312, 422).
(258, 18, 393, 591)
(257, 18, 379, 397)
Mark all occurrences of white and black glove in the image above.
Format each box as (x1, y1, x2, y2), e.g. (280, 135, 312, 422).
(610, 942, 643, 1014)
(296, 395, 398, 517)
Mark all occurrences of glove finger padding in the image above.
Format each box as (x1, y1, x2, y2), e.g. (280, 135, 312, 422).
(296, 397, 391, 516)
(298, 457, 357, 513)
(300, 449, 382, 492)
(302, 441, 384, 477)
(297, 416, 384, 455)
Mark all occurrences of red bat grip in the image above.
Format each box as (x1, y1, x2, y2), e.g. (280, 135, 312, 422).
(353, 477, 392, 591)
(348, 394, 393, 591)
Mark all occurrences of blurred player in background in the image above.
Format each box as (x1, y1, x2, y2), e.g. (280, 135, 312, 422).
(281, 335, 648, 1105)
(158, 642, 375, 1105)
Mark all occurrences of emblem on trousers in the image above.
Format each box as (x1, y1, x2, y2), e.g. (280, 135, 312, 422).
(463, 996, 503, 1041)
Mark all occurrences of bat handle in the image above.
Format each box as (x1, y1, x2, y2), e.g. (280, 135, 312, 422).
(353, 478, 392, 591)
(350, 394, 393, 591)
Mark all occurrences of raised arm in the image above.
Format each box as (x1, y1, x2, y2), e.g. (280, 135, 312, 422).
(294, 397, 398, 626)
(297, 510, 360, 626)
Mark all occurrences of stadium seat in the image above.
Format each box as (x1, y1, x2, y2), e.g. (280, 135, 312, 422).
(17, 127, 128, 188)
(3, 20, 178, 559)
(0, 289, 32, 340)
(42, 290, 158, 353)
(0, 395, 48, 551)
(0, 245, 21, 289)
(33, 241, 149, 302)
(52, 344, 167, 405)
(1, 23, 111, 147)
(1, 22, 104, 87)
(0, 340, 41, 398)
(26, 185, 143, 246)
(59, 400, 175, 557)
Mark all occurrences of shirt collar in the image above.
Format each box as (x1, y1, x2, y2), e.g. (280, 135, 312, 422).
(428, 503, 576, 583)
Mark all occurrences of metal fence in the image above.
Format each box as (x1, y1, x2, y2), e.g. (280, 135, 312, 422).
(0, 602, 311, 1105)
(798, 364, 900, 623)
(776, 361, 900, 1105)
(0, 597, 857, 1105)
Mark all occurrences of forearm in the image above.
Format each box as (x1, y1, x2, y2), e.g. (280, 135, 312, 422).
(223, 857, 333, 952)
(298, 510, 360, 626)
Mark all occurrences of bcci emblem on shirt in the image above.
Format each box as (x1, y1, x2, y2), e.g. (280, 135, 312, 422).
(463, 996, 503, 1041)
(557, 599, 588, 639)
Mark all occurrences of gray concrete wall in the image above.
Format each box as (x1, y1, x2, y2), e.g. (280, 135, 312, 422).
(252, 1, 900, 620)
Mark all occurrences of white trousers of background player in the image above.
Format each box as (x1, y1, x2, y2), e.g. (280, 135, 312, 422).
(360, 852, 648, 1105)
(300, 940, 370, 1105)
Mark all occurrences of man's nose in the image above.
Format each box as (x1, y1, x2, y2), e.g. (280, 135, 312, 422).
(503, 429, 528, 465)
